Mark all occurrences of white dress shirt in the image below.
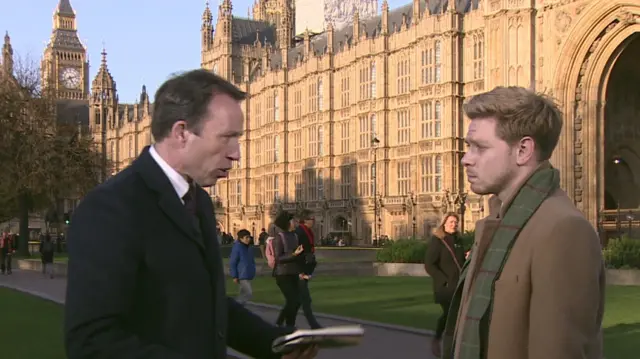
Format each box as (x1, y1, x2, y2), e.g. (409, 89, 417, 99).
(149, 145, 190, 204)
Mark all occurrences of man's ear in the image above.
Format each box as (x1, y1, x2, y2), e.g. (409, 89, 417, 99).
(169, 120, 189, 144)
(515, 136, 536, 166)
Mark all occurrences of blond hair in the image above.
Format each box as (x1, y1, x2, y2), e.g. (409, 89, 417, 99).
(463, 86, 563, 161)
(433, 212, 459, 238)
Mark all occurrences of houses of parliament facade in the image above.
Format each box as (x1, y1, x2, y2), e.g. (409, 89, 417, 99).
(11, 0, 640, 241)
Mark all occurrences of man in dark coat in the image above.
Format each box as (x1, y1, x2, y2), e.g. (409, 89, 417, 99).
(64, 70, 317, 359)
(294, 210, 321, 329)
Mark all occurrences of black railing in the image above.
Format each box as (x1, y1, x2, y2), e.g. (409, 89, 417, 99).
(599, 209, 640, 244)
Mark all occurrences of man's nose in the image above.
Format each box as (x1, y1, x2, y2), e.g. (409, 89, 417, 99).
(228, 143, 241, 161)
(461, 152, 471, 167)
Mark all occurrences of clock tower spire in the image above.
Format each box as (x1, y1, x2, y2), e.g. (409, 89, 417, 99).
(42, 0, 89, 101)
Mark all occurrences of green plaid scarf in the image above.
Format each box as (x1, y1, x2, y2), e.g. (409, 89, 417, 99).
(442, 166, 560, 359)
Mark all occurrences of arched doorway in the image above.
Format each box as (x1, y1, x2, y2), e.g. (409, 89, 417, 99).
(604, 35, 640, 210)
(553, 2, 640, 225)
(333, 216, 349, 232)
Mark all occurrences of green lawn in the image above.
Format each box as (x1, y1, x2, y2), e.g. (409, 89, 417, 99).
(2, 277, 639, 359)
(0, 287, 66, 359)
(228, 277, 640, 359)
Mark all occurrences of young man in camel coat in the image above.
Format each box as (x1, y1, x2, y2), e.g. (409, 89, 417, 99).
(443, 86, 605, 359)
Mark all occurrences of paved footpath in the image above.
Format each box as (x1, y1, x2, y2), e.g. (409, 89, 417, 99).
(1, 270, 435, 359)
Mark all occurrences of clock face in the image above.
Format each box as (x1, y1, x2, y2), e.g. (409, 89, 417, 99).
(60, 67, 81, 89)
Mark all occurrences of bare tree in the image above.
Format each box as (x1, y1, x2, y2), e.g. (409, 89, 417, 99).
(0, 55, 106, 255)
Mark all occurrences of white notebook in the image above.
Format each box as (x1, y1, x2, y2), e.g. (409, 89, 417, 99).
(271, 325, 365, 354)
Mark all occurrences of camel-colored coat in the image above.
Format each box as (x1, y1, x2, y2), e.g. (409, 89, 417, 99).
(453, 184, 605, 359)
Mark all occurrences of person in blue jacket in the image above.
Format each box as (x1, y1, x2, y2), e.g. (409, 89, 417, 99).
(229, 229, 257, 305)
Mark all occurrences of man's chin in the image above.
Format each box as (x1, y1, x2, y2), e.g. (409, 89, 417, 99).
(469, 183, 490, 195)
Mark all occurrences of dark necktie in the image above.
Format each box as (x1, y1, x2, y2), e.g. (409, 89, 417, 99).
(183, 182, 197, 216)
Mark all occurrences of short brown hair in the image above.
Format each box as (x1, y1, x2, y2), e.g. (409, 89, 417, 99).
(463, 86, 563, 161)
(151, 69, 246, 142)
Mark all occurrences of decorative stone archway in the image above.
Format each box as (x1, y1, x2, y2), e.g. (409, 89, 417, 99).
(553, 1, 640, 225)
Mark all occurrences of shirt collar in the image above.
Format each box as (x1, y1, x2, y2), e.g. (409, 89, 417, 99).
(149, 145, 190, 201)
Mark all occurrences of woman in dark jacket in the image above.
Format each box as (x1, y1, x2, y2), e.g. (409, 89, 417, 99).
(424, 212, 467, 358)
(272, 211, 304, 328)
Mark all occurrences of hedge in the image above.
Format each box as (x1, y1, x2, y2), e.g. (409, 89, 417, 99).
(375, 231, 475, 264)
(376, 233, 640, 269)
(603, 236, 640, 269)
(375, 238, 427, 263)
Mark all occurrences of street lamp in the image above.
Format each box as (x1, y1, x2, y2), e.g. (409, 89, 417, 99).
(456, 192, 468, 233)
(377, 216, 382, 245)
(371, 136, 380, 244)
(409, 192, 417, 239)
(627, 211, 634, 238)
(613, 156, 624, 238)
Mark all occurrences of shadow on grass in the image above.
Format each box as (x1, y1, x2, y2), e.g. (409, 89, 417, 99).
(604, 322, 640, 359)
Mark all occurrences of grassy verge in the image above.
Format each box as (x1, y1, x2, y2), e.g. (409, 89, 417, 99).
(226, 276, 640, 359)
(2, 277, 638, 359)
(0, 287, 66, 359)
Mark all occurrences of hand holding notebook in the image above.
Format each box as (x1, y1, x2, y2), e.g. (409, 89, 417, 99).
(272, 325, 365, 354)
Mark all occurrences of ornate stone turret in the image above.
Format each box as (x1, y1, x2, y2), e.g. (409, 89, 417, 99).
(353, 10, 361, 44)
(2, 31, 13, 75)
(303, 28, 311, 57)
(326, 22, 334, 54)
(381, 0, 389, 35)
(91, 48, 116, 105)
(201, 1, 213, 51)
(277, 2, 293, 50)
(90, 48, 118, 132)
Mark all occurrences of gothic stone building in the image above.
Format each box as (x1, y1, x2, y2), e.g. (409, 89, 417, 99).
(201, 0, 640, 242)
(13, 0, 639, 242)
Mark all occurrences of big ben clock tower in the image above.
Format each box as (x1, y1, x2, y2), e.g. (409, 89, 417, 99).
(42, 0, 88, 101)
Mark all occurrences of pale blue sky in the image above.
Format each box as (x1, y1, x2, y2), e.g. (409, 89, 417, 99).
(1, 0, 409, 103)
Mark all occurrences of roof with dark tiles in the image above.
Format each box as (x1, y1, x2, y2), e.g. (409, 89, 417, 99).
(232, 17, 277, 45)
(57, 0, 75, 16)
(49, 29, 84, 51)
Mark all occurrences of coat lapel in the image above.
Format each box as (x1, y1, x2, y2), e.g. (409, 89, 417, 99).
(196, 189, 223, 272)
(133, 146, 205, 251)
